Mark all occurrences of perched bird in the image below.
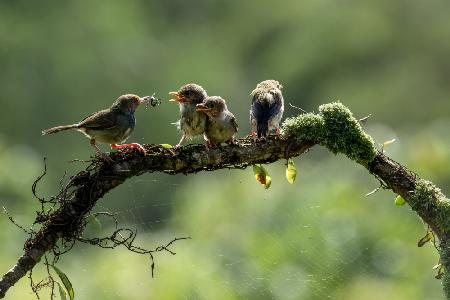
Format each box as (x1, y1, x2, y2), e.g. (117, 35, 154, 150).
(196, 96, 238, 146)
(42, 94, 152, 161)
(250, 79, 284, 138)
(169, 83, 208, 147)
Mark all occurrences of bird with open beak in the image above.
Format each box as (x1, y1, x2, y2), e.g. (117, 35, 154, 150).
(250, 79, 284, 139)
(196, 96, 238, 147)
(169, 83, 208, 147)
(42, 94, 153, 162)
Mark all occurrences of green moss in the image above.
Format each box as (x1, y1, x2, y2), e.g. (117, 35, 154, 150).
(443, 273, 450, 299)
(281, 113, 325, 141)
(282, 102, 376, 163)
(411, 179, 450, 229)
(441, 240, 450, 298)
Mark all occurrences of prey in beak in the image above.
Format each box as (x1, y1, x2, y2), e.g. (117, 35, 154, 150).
(169, 91, 187, 103)
(140, 94, 161, 107)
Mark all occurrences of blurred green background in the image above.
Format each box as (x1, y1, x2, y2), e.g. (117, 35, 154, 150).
(1, 0, 450, 299)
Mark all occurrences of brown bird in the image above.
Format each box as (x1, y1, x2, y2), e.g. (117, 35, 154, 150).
(196, 96, 238, 147)
(42, 94, 152, 161)
(169, 83, 207, 147)
(250, 79, 284, 139)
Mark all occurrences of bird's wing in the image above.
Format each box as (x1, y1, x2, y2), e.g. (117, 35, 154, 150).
(251, 95, 270, 123)
(78, 109, 117, 130)
(228, 113, 239, 132)
(267, 91, 283, 119)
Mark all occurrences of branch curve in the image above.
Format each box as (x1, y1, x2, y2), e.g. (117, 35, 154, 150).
(1, 102, 449, 299)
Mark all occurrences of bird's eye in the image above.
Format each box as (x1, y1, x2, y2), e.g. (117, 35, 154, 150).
(207, 102, 214, 108)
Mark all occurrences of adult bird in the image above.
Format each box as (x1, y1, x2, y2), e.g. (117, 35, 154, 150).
(42, 94, 152, 162)
(169, 83, 208, 147)
(196, 96, 238, 147)
(250, 79, 284, 139)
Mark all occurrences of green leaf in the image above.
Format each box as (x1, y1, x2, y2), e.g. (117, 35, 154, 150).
(418, 231, 433, 247)
(86, 215, 102, 231)
(160, 144, 173, 149)
(57, 281, 68, 300)
(252, 164, 263, 175)
(285, 159, 297, 184)
(52, 265, 74, 300)
(394, 195, 406, 206)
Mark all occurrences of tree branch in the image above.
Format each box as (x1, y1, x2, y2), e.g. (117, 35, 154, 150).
(1, 102, 449, 299)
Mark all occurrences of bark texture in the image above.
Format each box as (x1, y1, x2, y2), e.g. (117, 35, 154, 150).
(1, 103, 449, 298)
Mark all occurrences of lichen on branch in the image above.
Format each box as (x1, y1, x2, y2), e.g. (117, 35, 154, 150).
(282, 102, 376, 163)
(1, 102, 450, 299)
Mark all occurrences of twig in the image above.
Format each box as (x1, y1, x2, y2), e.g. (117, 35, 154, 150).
(289, 103, 307, 113)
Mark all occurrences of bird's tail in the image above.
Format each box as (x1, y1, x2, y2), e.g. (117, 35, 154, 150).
(42, 124, 79, 135)
(256, 122, 269, 138)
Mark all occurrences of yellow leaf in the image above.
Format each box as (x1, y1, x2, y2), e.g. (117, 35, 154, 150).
(383, 138, 396, 147)
(160, 144, 173, 149)
(418, 231, 433, 247)
(394, 195, 406, 206)
(285, 159, 297, 184)
(253, 164, 271, 189)
(433, 263, 442, 270)
(264, 176, 272, 189)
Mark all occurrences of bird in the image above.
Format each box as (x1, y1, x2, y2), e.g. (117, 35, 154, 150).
(250, 79, 284, 139)
(196, 96, 238, 147)
(169, 83, 208, 147)
(42, 94, 152, 162)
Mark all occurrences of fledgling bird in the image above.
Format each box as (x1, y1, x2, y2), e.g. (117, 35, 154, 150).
(250, 79, 284, 139)
(196, 96, 238, 147)
(42, 94, 152, 162)
(169, 83, 208, 147)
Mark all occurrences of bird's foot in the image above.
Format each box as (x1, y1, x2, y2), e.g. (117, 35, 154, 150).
(251, 131, 257, 142)
(227, 138, 237, 146)
(275, 128, 281, 136)
(111, 143, 146, 153)
(90, 139, 114, 163)
(204, 140, 217, 150)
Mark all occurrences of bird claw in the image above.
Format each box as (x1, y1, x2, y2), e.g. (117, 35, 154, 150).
(129, 143, 147, 153)
(204, 140, 217, 150)
(228, 138, 237, 145)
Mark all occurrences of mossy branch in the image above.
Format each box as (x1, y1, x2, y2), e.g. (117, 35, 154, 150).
(1, 102, 449, 299)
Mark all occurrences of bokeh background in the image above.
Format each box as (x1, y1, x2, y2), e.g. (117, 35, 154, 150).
(1, 0, 450, 299)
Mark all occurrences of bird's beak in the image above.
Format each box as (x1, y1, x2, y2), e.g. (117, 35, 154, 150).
(168, 92, 186, 103)
(196, 103, 212, 113)
(139, 96, 152, 104)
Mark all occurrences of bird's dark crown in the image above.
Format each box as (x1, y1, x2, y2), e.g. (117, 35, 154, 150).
(178, 83, 207, 104)
(204, 96, 227, 112)
(111, 94, 142, 113)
